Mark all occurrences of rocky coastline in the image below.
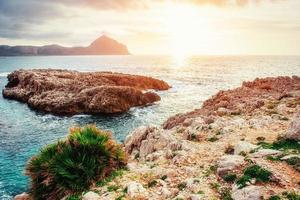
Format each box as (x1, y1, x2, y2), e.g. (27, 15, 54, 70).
(14, 76, 300, 200)
(2, 69, 170, 115)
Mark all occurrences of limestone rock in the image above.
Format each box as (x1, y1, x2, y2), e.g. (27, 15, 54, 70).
(286, 112, 300, 141)
(251, 149, 282, 158)
(234, 141, 258, 155)
(232, 186, 263, 200)
(82, 191, 100, 200)
(190, 194, 203, 200)
(2, 69, 170, 115)
(217, 155, 245, 177)
(127, 181, 147, 198)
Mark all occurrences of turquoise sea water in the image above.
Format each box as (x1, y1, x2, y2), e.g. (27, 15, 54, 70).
(0, 55, 300, 199)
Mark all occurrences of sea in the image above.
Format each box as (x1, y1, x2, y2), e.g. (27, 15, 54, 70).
(0, 55, 299, 199)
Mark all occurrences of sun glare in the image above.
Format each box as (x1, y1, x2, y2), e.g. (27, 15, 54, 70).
(163, 4, 212, 63)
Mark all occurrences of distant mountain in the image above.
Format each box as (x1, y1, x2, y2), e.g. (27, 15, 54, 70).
(0, 35, 130, 56)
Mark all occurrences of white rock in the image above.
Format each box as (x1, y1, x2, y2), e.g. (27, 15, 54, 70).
(232, 185, 263, 200)
(190, 194, 203, 200)
(286, 112, 300, 141)
(234, 141, 258, 155)
(281, 154, 300, 160)
(127, 181, 147, 198)
(82, 191, 100, 200)
(14, 193, 30, 200)
(161, 187, 172, 198)
(217, 155, 245, 177)
(251, 149, 282, 158)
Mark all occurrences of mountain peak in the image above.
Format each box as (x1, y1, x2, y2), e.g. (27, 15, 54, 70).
(88, 35, 129, 55)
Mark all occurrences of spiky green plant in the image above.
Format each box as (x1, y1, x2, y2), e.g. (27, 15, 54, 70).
(26, 125, 127, 200)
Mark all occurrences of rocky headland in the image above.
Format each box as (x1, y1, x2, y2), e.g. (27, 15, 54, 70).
(0, 35, 129, 56)
(87, 76, 299, 200)
(14, 76, 300, 200)
(3, 69, 170, 115)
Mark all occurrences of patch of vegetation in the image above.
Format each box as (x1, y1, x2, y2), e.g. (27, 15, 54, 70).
(236, 165, 272, 188)
(223, 173, 237, 183)
(269, 195, 281, 200)
(210, 182, 220, 190)
(66, 194, 81, 200)
(285, 157, 300, 172)
(197, 190, 204, 194)
(107, 185, 120, 192)
(219, 187, 233, 200)
(282, 191, 300, 200)
(160, 175, 167, 180)
(203, 165, 217, 177)
(148, 180, 158, 188)
(177, 182, 187, 191)
(115, 194, 125, 200)
(26, 125, 127, 200)
(208, 136, 219, 142)
(267, 155, 282, 161)
(258, 139, 300, 154)
(96, 169, 126, 187)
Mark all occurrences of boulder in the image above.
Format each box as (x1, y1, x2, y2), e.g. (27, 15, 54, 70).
(82, 191, 100, 200)
(234, 141, 258, 155)
(251, 149, 282, 158)
(285, 112, 300, 141)
(127, 181, 147, 198)
(232, 185, 263, 200)
(217, 155, 245, 177)
(2, 69, 170, 115)
(190, 194, 203, 200)
(124, 125, 181, 158)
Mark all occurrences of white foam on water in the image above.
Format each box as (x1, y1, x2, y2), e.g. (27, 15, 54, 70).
(0, 72, 9, 77)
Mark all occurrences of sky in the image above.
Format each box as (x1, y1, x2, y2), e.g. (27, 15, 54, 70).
(0, 0, 300, 55)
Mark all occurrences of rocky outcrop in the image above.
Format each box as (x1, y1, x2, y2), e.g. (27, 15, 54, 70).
(0, 35, 129, 56)
(2, 69, 170, 115)
(82, 191, 100, 200)
(163, 76, 300, 129)
(217, 155, 246, 177)
(232, 186, 263, 200)
(286, 112, 300, 141)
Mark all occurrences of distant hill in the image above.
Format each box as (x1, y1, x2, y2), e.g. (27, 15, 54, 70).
(0, 35, 130, 56)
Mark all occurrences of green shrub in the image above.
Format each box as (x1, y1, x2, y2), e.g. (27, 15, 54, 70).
(283, 191, 300, 200)
(223, 173, 237, 183)
(208, 136, 219, 142)
(177, 182, 187, 190)
(285, 157, 300, 172)
(26, 125, 127, 200)
(148, 180, 158, 188)
(236, 165, 271, 188)
(269, 195, 281, 200)
(258, 139, 300, 154)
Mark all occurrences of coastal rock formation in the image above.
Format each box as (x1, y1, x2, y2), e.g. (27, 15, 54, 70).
(163, 76, 300, 129)
(0, 35, 129, 56)
(84, 76, 299, 200)
(15, 76, 300, 199)
(2, 69, 170, 115)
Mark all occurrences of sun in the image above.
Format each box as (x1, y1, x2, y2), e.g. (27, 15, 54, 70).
(163, 3, 212, 62)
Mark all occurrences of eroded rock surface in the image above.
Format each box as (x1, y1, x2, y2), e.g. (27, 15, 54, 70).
(2, 69, 170, 115)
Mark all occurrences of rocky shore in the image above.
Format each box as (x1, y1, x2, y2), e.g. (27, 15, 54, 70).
(2, 69, 170, 115)
(86, 76, 299, 200)
(14, 76, 300, 200)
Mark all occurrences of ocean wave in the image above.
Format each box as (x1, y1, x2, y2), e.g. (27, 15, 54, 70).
(0, 72, 9, 77)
